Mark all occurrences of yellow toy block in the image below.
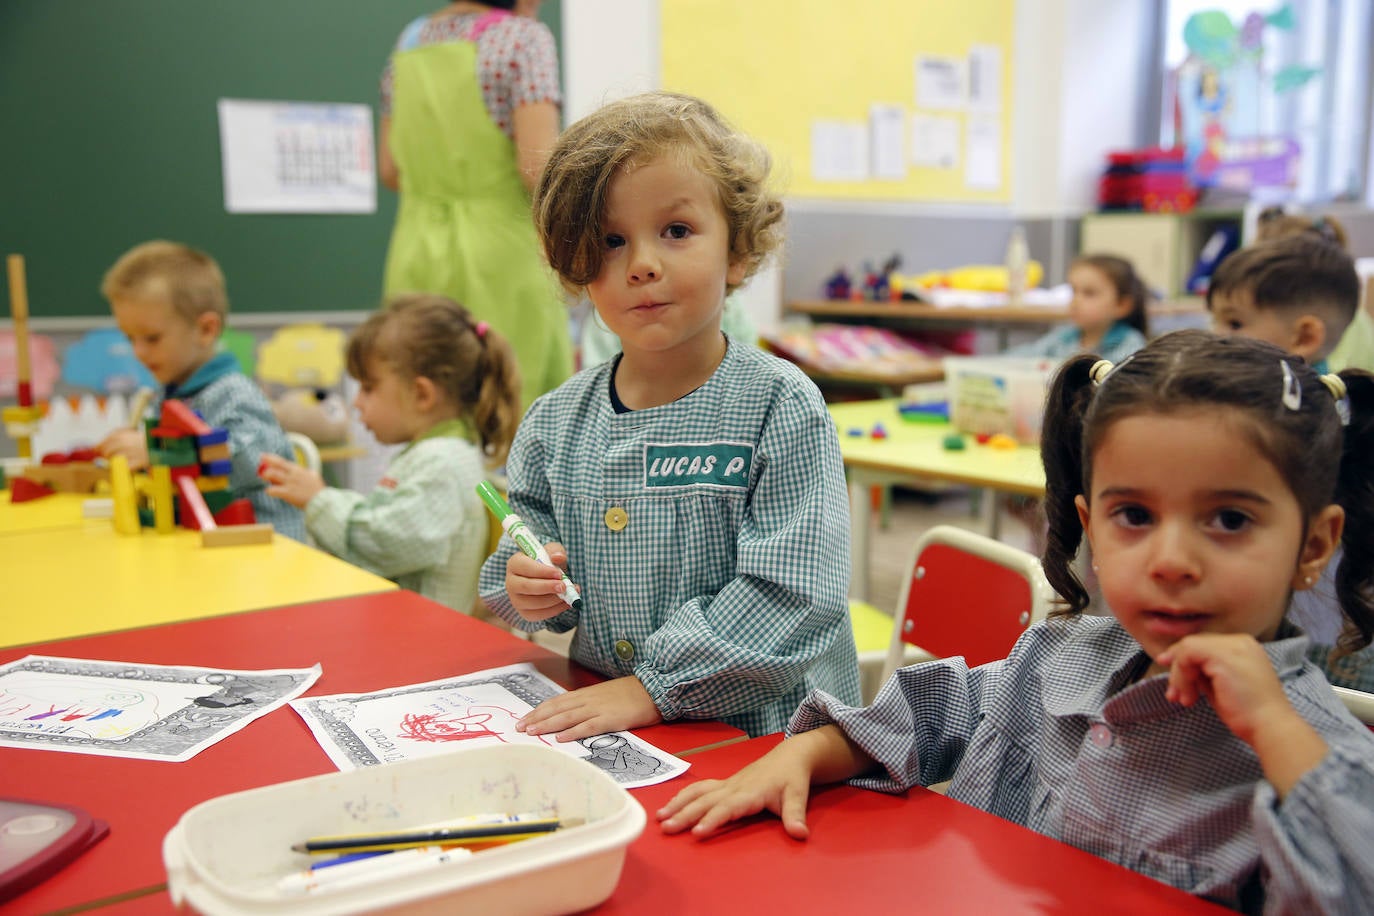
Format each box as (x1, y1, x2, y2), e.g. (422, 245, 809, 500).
(109, 454, 141, 535)
(151, 465, 175, 533)
(197, 475, 230, 492)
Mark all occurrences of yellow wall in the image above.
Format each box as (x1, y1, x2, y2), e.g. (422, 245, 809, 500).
(660, 0, 1016, 202)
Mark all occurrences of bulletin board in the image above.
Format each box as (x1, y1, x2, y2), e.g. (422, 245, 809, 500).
(659, 0, 1015, 203)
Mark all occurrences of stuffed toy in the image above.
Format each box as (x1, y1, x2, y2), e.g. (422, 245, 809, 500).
(270, 388, 349, 444)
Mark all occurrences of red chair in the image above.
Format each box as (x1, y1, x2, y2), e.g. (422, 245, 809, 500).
(879, 525, 1058, 688)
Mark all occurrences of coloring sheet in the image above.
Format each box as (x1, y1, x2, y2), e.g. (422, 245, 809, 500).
(291, 663, 689, 788)
(0, 655, 321, 762)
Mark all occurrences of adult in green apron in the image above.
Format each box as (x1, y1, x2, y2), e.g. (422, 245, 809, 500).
(379, 2, 572, 413)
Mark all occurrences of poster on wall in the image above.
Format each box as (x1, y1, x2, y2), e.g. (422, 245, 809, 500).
(1169, 6, 1319, 192)
(218, 99, 377, 214)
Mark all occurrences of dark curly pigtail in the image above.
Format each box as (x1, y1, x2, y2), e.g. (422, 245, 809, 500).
(1332, 370, 1374, 653)
(1039, 354, 1099, 613)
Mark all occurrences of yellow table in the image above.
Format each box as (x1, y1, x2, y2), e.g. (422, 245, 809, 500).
(829, 399, 1045, 601)
(0, 490, 94, 536)
(1, 525, 396, 648)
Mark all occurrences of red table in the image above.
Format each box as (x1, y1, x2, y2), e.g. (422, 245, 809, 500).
(599, 735, 1229, 915)
(1, 591, 744, 913)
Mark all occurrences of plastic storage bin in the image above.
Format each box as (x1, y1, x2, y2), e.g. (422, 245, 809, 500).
(942, 355, 1056, 445)
(163, 744, 646, 915)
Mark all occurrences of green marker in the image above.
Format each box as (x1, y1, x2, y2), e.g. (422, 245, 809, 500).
(477, 481, 584, 612)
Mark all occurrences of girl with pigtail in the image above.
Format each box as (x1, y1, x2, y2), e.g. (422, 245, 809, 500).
(660, 330, 1374, 914)
(261, 293, 520, 613)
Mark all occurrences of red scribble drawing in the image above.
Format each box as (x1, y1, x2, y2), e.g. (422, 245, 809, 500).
(396, 705, 553, 745)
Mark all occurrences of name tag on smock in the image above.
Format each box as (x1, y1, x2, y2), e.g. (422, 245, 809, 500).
(643, 442, 754, 490)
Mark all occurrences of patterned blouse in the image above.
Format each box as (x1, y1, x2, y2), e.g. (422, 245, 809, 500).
(791, 614, 1374, 912)
(380, 10, 561, 137)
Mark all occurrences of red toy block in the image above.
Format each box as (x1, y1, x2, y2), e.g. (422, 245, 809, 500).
(159, 399, 211, 437)
(68, 447, 98, 463)
(212, 499, 256, 527)
(39, 452, 70, 465)
(174, 474, 217, 530)
(10, 477, 55, 502)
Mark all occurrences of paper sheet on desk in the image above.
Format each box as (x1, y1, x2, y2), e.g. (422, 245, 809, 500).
(290, 662, 690, 789)
(0, 655, 320, 762)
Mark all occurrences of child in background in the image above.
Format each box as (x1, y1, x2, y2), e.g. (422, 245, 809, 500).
(660, 330, 1374, 913)
(1207, 233, 1359, 373)
(1009, 253, 1149, 363)
(260, 294, 517, 614)
(477, 91, 861, 740)
(1251, 210, 1372, 376)
(95, 241, 304, 540)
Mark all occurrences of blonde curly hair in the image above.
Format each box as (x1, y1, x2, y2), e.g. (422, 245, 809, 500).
(533, 91, 783, 294)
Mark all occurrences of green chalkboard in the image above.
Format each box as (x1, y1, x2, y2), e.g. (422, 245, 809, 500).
(0, 1, 561, 319)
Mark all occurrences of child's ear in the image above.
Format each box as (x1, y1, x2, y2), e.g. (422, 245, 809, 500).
(726, 254, 749, 289)
(412, 375, 439, 411)
(1290, 314, 1327, 362)
(195, 311, 223, 346)
(1293, 504, 1344, 591)
(1074, 494, 1093, 549)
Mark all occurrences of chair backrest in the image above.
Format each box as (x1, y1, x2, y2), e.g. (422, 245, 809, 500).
(286, 432, 322, 475)
(1334, 685, 1374, 727)
(881, 525, 1057, 684)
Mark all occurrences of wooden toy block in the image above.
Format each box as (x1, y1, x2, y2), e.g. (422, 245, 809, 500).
(21, 462, 109, 494)
(151, 465, 175, 533)
(174, 474, 217, 531)
(196, 429, 229, 447)
(200, 459, 233, 477)
(110, 454, 141, 535)
(201, 523, 273, 548)
(202, 489, 236, 513)
(10, 476, 54, 502)
(160, 399, 211, 436)
(198, 442, 231, 462)
(212, 499, 256, 527)
(83, 498, 114, 518)
(196, 475, 229, 492)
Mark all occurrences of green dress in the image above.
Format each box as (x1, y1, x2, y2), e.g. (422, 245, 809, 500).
(383, 34, 572, 412)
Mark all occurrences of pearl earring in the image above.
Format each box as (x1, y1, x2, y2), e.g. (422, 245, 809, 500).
(1304, 575, 1313, 586)
(1092, 563, 1100, 572)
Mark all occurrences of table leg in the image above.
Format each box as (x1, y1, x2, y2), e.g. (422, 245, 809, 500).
(978, 486, 1002, 540)
(849, 473, 871, 602)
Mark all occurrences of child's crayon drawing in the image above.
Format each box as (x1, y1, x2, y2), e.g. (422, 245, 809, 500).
(291, 662, 689, 788)
(0, 656, 320, 762)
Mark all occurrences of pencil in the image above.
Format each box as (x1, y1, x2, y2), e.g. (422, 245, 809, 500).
(291, 817, 581, 854)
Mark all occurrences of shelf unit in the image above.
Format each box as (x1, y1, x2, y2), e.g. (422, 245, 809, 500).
(1078, 209, 1243, 299)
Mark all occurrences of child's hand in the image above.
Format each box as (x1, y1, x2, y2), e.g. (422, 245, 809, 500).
(258, 453, 325, 508)
(516, 676, 661, 742)
(1158, 633, 1327, 797)
(657, 738, 819, 840)
(96, 429, 149, 470)
(504, 543, 578, 620)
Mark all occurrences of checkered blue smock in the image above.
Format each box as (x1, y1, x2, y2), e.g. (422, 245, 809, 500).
(162, 353, 305, 541)
(791, 614, 1374, 913)
(479, 340, 861, 737)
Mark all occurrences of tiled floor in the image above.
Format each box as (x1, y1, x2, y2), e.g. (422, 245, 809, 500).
(531, 485, 1038, 658)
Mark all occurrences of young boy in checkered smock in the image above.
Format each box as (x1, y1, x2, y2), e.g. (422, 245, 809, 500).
(660, 331, 1374, 913)
(477, 91, 861, 740)
(96, 241, 305, 540)
(261, 294, 519, 613)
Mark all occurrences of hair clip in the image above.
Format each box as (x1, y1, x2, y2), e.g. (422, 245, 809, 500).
(1320, 373, 1351, 426)
(1089, 359, 1114, 386)
(474, 320, 489, 340)
(1280, 360, 1302, 411)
